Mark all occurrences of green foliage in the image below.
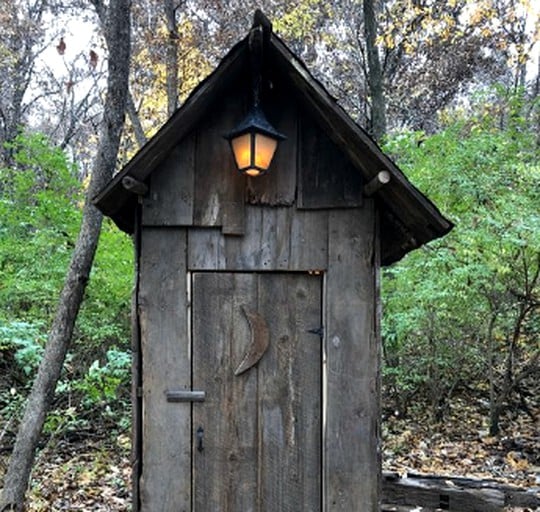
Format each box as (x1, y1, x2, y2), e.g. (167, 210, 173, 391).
(43, 406, 86, 436)
(382, 87, 540, 419)
(42, 348, 131, 435)
(0, 133, 81, 320)
(0, 321, 45, 376)
(0, 132, 133, 437)
(75, 348, 131, 407)
(76, 219, 132, 347)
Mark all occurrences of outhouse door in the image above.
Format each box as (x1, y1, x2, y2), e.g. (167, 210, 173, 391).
(191, 272, 322, 511)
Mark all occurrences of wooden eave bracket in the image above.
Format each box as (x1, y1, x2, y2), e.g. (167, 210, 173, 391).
(364, 170, 391, 197)
(122, 175, 148, 196)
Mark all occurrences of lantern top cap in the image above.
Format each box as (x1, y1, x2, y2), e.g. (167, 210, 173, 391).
(225, 105, 286, 142)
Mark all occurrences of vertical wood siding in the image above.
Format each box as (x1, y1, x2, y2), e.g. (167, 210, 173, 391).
(325, 205, 379, 511)
(138, 228, 191, 511)
(136, 79, 380, 511)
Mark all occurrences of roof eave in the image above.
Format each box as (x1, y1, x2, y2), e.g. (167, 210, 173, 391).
(93, 27, 453, 265)
(268, 33, 453, 264)
(92, 38, 250, 223)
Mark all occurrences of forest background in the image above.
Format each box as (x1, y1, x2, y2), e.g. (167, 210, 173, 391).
(0, 0, 538, 509)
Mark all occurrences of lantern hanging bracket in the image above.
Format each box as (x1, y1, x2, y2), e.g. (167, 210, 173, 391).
(248, 24, 264, 108)
(224, 11, 285, 177)
(249, 9, 273, 107)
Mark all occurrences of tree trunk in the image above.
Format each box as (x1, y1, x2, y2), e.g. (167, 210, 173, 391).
(0, 1, 131, 509)
(0, 1, 47, 166)
(127, 90, 148, 147)
(487, 312, 499, 435)
(363, 0, 386, 142)
(164, 0, 179, 117)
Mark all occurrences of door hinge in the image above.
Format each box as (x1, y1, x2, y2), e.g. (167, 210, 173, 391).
(307, 326, 324, 338)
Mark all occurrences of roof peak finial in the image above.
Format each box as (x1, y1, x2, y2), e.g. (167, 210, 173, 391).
(252, 9, 272, 34)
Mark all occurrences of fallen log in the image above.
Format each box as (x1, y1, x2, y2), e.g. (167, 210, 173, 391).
(382, 471, 540, 511)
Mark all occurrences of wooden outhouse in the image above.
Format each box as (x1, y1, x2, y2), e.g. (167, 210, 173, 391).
(94, 12, 452, 512)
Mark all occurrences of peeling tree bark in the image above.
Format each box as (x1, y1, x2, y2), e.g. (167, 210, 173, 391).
(0, 1, 131, 510)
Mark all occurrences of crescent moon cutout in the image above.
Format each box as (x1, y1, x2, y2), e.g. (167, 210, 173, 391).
(234, 306, 270, 376)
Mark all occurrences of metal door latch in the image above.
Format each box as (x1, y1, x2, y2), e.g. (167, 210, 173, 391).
(165, 390, 205, 403)
(196, 426, 204, 452)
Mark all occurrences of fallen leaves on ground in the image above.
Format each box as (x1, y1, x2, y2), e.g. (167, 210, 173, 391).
(24, 434, 131, 511)
(382, 396, 539, 489)
(1, 395, 538, 510)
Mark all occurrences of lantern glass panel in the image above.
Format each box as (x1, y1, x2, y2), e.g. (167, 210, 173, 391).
(231, 133, 252, 169)
(254, 133, 278, 170)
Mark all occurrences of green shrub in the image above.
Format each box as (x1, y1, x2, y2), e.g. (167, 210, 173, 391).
(0, 133, 133, 437)
(382, 87, 540, 420)
(0, 320, 45, 376)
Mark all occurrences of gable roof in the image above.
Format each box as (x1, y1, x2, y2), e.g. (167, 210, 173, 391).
(93, 18, 453, 266)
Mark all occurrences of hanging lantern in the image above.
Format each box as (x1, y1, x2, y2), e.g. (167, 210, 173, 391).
(225, 23, 285, 177)
(226, 106, 286, 177)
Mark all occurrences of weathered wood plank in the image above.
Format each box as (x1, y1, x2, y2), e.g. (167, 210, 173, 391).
(224, 207, 292, 270)
(187, 228, 226, 270)
(193, 95, 246, 234)
(259, 207, 292, 270)
(222, 206, 265, 269)
(138, 228, 190, 511)
(289, 208, 328, 270)
(324, 204, 379, 511)
(192, 273, 258, 511)
(142, 137, 195, 226)
(131, 219, 142, 512)
(222, 198, 246, 235)
(298, 116, 363, 210)
(188, 206, 329, 272)
(382, 505, 439, 512)
(383, 473, 505, 511)
(257, 273, 322, 511)
(246, 95, 297, 206)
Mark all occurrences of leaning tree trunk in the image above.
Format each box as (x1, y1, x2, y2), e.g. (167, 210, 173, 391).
(0, 1, 131, 509)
